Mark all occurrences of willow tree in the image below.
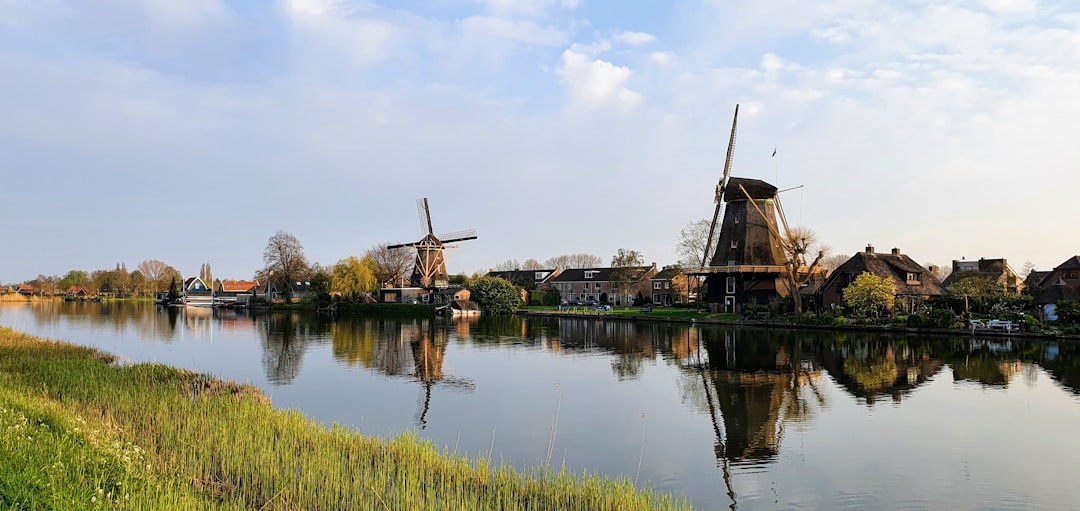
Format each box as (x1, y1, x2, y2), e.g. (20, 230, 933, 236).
(331, 255, 378, 300)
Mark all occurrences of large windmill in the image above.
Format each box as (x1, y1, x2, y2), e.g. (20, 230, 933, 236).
(699, 105, 792, 311)
(388, 198, 477, 289)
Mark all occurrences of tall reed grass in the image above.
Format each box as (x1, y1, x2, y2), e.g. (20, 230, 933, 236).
(0, 327, 692, 510)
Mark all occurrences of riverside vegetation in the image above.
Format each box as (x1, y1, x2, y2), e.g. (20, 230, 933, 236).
(0, 327, 690, 510)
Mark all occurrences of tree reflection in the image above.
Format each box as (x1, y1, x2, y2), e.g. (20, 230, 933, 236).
(260, 312, 331, 385)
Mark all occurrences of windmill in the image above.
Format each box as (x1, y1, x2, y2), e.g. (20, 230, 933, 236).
(699, 105, 792, 311)
(388, 198, 477, 289)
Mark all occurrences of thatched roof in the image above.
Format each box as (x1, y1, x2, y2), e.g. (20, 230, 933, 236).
(724, 177, 777, 201)
(1033, 275, 1080, 305)
(824, 247, 946, 297)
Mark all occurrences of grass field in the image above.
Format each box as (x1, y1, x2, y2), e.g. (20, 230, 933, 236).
(0, 327, 691, 510)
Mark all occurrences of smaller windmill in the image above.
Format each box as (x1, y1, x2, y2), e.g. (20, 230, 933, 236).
(389, 198, 477, 289)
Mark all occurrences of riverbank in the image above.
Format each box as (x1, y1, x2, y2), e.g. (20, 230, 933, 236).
(0, 327, 690, 510)
(520, 307, 1080, 341)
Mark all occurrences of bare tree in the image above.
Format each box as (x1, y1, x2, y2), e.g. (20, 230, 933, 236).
(544, 253, 603, 269)
(137, 259, 170, 293)
(522, 258, 544, 270)
(820, 254, 850, 273)
(368, 242, 414, 287)
(199, 263, 213, 287)
(675, 218, 715, 268)
(492, 259, 521, 271)
(263, 231, 311, 295)
(610, 248, 646, 306)
(779, 227, 828, 316)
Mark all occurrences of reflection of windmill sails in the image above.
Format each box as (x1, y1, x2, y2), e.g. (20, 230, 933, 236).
(684, 330, 826, 509)
(401, 321, 475, 429)
(388, 198, 478, 289)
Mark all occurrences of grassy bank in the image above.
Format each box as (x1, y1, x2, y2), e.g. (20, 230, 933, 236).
(0, 327, 690, 510)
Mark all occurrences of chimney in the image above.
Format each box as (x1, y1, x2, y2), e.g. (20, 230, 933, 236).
(865, 244, 875, 254)
(891, 248, 901, 256)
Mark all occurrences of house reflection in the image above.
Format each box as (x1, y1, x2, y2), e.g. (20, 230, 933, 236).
(819, 339, 943, 404)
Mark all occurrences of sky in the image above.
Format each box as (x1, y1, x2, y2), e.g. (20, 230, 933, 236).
(2, 0, 1079, 284)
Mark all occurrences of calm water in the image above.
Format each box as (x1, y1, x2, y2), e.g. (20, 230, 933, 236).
(3, 302, 1080, 510)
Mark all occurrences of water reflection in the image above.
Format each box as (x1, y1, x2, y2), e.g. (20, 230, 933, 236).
(328, 317, 475, 428)
(6, 304, 1080, 510)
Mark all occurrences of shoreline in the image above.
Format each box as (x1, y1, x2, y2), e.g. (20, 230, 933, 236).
(520, 309, 1080, 341)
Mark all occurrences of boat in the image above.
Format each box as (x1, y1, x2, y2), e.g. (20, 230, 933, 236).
(437, 300, 481, 317)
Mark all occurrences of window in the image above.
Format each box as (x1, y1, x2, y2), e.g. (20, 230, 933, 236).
(730, 240, 738, 249)
(726, 277, 736, 294)
(653, 282, 662, 289)
(595, 282, 601, 289)
(907, 272, 921, 284)
(734, 216, 740, 224)
(535, 272, 548, 280)
(664, 282, 670, 289)
(585, 271, 597, 279)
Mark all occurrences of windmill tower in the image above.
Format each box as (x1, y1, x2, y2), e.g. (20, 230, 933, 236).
(388, 198, 477, 289)
(699, 105, 792, 312)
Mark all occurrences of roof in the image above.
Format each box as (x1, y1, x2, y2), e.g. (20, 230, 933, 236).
(651, 266, 683, 280)
(1053, 255, 1080, 271)
(1033, 275, 1080, 305)
(551, 266, 655, 283)
(17, 284, 33, 291)
(724, 177, 777, 201)
(825, 249, 946, 297)
(219, 279, 259, 292)
(1026, 271, 1051, 287)
(485, 269, 557, 283)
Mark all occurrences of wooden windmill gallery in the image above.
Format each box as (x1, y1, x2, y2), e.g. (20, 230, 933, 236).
(694, 105, 817, 313)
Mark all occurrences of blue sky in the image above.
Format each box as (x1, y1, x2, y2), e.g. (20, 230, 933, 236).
(2, 0, 1079, 283)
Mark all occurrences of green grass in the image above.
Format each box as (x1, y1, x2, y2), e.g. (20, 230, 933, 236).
(0, 327, 692, 510)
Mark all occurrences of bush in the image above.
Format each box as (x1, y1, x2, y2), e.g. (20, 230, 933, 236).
(467, 277, 523, 314)
(832, 316, 849, 326)
(906, 314, 924, 328)
(928, 309, 958, 328)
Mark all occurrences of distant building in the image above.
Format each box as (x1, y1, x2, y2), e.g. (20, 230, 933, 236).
(549, 264, 658, 306)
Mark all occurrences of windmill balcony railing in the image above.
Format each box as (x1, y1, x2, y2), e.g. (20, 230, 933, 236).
(689, 265, 788, 275)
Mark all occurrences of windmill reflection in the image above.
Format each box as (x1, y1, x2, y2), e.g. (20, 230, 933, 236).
(329, 318, 475, 429)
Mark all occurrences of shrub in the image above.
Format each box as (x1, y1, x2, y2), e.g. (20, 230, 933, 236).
(832, 316, 849, 327)
(928, 309, 958, 328)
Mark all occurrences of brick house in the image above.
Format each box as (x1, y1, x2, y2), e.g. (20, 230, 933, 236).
(549, 264, 658, 306)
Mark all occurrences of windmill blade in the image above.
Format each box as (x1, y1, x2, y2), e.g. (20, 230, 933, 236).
(387, 241, 415, 250)
(423, 198, 435, 235)
(718, 104, 739, 200)
(439, 229, 478, 243)
(701, 104, 740, 268)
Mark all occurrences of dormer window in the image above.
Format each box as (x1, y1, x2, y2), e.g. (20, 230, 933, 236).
(584, 271, 597, 279)
(906, 272, 921, 285)
(535, 272, 548, 280)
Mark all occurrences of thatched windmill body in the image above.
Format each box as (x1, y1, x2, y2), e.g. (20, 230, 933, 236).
(699, 105, 792, 311)
(389, 198, 477, 289)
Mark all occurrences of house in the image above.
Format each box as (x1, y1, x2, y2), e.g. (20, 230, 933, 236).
(16, 284, 34, 296)
(941, 258, 1023, 295)
(378, 286, 466, 304)
(549, 264, 659, 306)
(485, 267, 562, 304)
(66, 286, 92, 298)
(820, 246, 946, 312)
(267, 281, 313, 302)
(1029, 256, 1080, 319)
(649, 266, 691, 306)
(1024, 270, 1052, 297)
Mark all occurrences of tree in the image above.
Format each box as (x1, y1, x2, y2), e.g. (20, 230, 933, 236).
(926, 263, 952, 282)
(331, 255, 378, 300)
(522, 259, 544, 270)
(821, 254, 849, 272)
(778, 227, 828, 316)
(948, 271, 1001, 313)
(1020, 260, 1036, 279)
(543, 253, 602, 269)
(59, 270, 90, 291)
(136, 259, 178, 293)
(611, 248, 645, 307)
(199, 263, 213, 287)
(467, 277, 523, 314)
(843, 272, 896, 319)
(368, 243, 413, 288)
(492, 259, 521, 271)
(263, 231, 311, 297)
(674, 218, 714, 268)
(113, 263, 131, 297)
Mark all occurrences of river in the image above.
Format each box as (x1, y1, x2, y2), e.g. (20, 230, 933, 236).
(2, 301, 1079, 510)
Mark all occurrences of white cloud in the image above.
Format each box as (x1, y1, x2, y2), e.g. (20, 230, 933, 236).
(475, 0, 580, 17)
(282, 0, 404, 67)
(557, 48, 642, 112)
(459, 16, 567, 46)
(649, 51, 675, 66)
(615, 31, 657, 45)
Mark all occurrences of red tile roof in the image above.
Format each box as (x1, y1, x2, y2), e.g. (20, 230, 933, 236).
(219, 279, 259, 292)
